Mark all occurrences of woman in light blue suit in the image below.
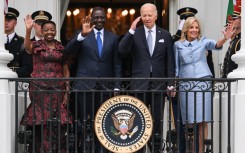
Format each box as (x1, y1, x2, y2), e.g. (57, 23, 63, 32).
(174, 17, 233, 153)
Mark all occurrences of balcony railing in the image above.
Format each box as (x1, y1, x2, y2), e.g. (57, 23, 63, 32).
(11, 78, 236, 153)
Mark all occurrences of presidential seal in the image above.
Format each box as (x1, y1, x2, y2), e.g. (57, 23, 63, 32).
(95, 95, 153, 153)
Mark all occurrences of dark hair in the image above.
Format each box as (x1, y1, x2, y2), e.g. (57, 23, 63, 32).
(91, 7, 105, 16)
(41, 20, 56, 29)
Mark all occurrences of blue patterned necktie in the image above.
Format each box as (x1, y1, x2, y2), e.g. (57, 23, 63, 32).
(96, 31, 102, 57)
(147, 30, 153, 56)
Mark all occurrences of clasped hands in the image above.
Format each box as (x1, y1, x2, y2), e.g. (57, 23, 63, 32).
(167, 86, 176, 97)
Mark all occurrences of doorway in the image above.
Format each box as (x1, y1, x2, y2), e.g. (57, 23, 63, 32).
(60, 0, 169, 45)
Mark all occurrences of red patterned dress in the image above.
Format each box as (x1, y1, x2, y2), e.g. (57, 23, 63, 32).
(20, 40, 72, 152)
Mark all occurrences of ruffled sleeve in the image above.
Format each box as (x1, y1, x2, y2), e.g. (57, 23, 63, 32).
(32, 40, 47, 54)
(55, 41, 72, 65)
(62, 51, 73, 65)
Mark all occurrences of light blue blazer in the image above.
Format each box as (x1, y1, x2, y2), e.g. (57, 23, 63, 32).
(174, 37, 222, 78)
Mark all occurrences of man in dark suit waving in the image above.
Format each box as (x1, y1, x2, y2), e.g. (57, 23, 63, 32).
(119, 3, 175, 153)
(65, 7, 121, 153)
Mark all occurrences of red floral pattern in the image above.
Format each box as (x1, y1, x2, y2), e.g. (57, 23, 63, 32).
(20, 40, 72, 126)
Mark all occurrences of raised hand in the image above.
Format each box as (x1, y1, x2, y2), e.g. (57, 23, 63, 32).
(130, 16, 141, 31)
(81, 16, 95, 37)
(24, 14, 34, 32)
(223, 23, 235, 40)
(216, 24, 236, 48)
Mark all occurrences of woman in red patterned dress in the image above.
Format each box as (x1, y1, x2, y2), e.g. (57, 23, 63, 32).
(21, 14, 72, 153)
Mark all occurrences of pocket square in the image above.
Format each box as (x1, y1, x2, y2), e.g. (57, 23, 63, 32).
(158, 39, 164, 43)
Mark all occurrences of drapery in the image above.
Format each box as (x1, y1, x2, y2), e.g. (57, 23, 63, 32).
(60, 0, 70, 25)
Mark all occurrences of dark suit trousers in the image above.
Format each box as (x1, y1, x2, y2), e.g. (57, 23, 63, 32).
(78, 90, 109, 153)
(136, 92, 165, 153)
(171, 94, 186, 153)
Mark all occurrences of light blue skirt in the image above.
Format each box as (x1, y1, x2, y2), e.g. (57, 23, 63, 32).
(179, 80, 212, 124)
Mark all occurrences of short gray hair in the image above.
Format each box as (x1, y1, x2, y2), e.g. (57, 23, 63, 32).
(140, 3, 158, 16)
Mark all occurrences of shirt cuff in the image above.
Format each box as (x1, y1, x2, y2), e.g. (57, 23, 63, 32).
(129, 29, 135, 35)
(114, 88, 120, 91)
(77, 33, 85, 41)
(178, 19, 185, 30)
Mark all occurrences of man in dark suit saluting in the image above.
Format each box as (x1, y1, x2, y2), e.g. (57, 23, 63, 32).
(119, 3, 175, 153)
(65, 7, 121, 153)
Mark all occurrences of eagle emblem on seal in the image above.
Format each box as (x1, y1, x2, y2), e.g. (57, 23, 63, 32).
(111, 109, 138, 140)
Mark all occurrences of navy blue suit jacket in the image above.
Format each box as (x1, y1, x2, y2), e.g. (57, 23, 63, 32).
(118, 26, 175, 89)
(6, 33, 32, 78)
(65, 29, 121, 90)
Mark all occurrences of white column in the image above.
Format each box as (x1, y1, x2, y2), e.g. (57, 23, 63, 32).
(0, 1, 18, 153)
(227, 1, 245, 153)
(0, 2, 17, 78)
(228, 1, 245, 78)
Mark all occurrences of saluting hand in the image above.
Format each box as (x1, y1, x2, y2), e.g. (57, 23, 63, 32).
(81, 16, 95, 37)
(24, 14, 34, 32)
(130, 16, 141, 31)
